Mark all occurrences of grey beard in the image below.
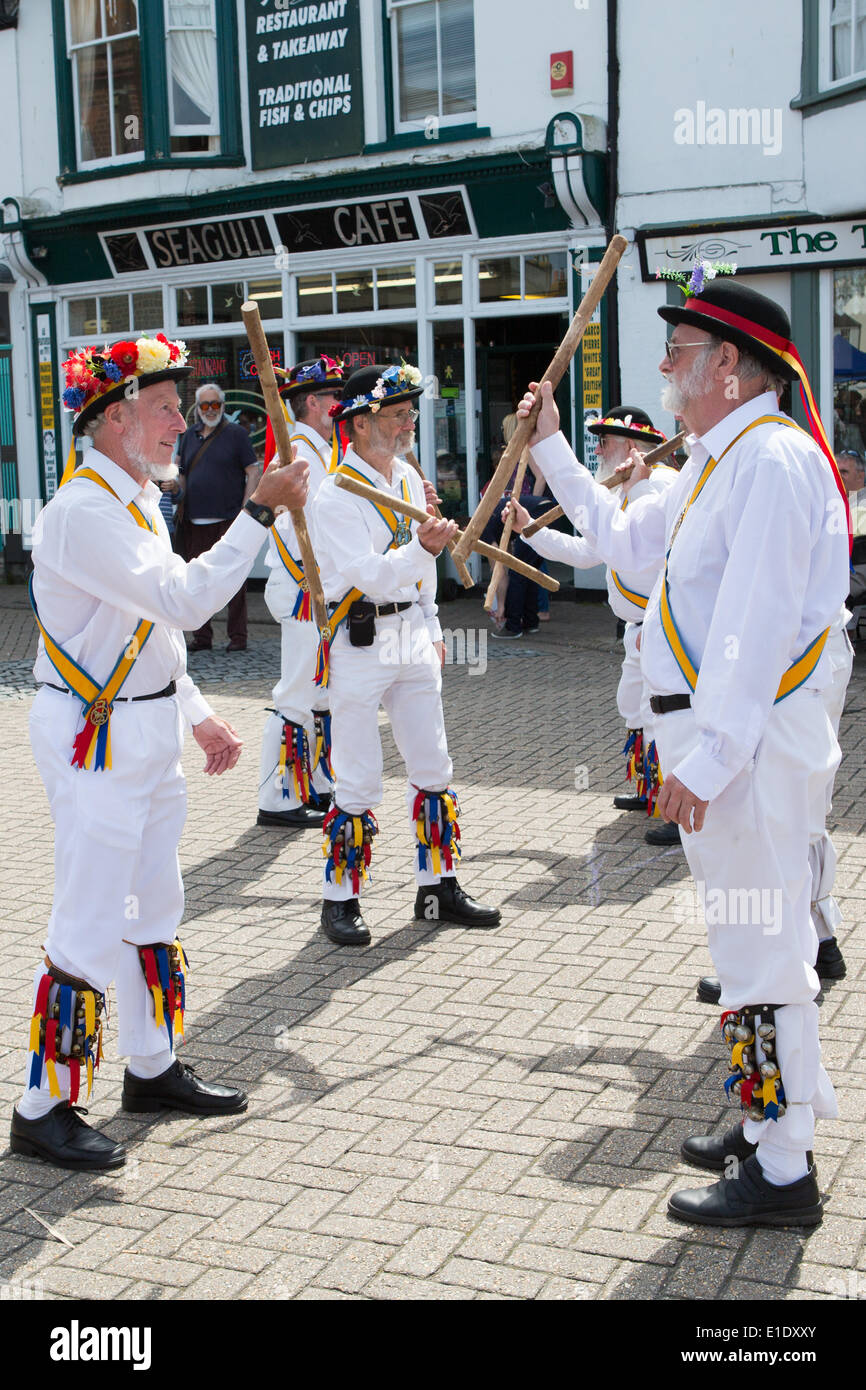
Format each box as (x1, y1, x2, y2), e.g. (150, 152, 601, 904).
(661, 350, 716, 419)
(141, 459, 179, 484)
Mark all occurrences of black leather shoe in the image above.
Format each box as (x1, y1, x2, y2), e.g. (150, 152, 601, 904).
(613, 794, 648, 811)
(645, 820, 681, 846)
(816, 936, 846, 980)
(226, 641, 247, 652)
(414, 879, 501, 928)
(321, 899, 371, 946)
(307, 790, 333, 813)
(257, 806, 326, 829)
(10, 1104, 125, 1171)
(681, 1122, 758, 1172)
(696, 975, 722, 1005)
(186, 640, 212, 653)
(122, 1061, 247, 1115)
(668, 1153, 822, 1228)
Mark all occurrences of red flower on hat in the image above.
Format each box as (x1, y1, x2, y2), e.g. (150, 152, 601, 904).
(109, 340, 139, 373)
(156, 332, 181, 362)
(328, 401, 343, 418)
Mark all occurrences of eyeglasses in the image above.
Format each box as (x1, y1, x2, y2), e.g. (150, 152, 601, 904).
(664, 340, 710, 362)
(199, 402, 222, 411)
(386, 409, 419, 426)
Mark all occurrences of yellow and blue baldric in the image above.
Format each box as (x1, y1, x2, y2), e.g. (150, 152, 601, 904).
(29, 467, 155, 770)
(659, 415, 829, 703)
(610, 494, 649, 610)
(327, 462, 419, 640)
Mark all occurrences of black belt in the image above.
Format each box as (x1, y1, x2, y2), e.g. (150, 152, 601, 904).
(650, 694, 692, 715)
(43, 680, 177, 702)
(374, 602, 412, 617)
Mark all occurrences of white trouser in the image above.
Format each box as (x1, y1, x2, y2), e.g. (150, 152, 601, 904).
(324, 605, 453, 900)
(28, 687, 187, 1065)
(653, 690, 839, 1163)
(809, 627, 853, 941)
(616, 623, 655, 746)
(258, 569, 332, 812)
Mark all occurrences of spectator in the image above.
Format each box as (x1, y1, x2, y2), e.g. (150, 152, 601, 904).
(172, 384, 261, 651)
(837, 450, 866, 610)
(483, 413, 551, 636)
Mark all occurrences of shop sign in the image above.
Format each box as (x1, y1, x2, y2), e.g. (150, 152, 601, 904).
(36, 313, 59, 499)
(639, 216, 866, 279)
(144, 217, 273, 269)
(579, 265, 602, 473)
(275, 190, 473, 253)
(238, 345, 284, 381)
(247, 0, 364, 170)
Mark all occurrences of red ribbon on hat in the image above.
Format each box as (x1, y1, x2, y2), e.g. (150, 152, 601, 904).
(683, 297, 852, 553)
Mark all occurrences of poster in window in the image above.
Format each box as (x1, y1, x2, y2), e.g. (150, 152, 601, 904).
(246, 0, 365, 170)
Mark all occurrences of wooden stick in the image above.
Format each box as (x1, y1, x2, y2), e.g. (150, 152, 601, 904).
(522, 429, 687, 537)
(333, 473, 560, 592)
(451, 234, 628, 566)
(483, 445, 531, 612)
(405, 449, 474, 590)
(241, 301, 329, 635)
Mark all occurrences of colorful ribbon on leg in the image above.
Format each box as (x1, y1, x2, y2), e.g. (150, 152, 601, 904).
(138, 940, 188, 1049)
(622, 728, 647, 801)
(312, 709, 334, 786)
(721, 1005, 786, 1123)
(28, 966, 105, 1101)
(323, 807, 378, 895)
(413, 788, 462, 876)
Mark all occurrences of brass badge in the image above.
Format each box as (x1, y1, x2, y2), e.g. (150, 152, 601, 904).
(88, 697, 111, 727)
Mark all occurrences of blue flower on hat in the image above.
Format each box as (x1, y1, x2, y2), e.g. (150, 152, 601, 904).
(297, 361, 325, 384)
(381, 365, 401, 384)
(63, 386, 87, 409)
(103, 361, 124, 383)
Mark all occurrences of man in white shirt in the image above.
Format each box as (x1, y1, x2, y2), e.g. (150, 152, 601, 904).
(312, 363, 501, 946)
(506, 405, 680, 846)
(257, 356, 345, 829)
(517, 279, 850, 1227)
(12, 336, 309, 1171)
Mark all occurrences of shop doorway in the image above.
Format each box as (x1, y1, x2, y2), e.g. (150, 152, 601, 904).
(475, 312, 571, 492)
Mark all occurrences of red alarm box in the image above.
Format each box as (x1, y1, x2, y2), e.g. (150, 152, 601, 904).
(550, 51, 574, 95)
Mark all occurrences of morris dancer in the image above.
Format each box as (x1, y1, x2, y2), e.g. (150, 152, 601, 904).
(311, 363, 501, 946)
(257, 356, 345, 829)
(11, 335, 308, 1169)
(506, 406, 679, 845)
(518, 277, 850, 1227)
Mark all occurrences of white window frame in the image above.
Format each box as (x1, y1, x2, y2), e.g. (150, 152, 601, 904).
(819, 0, 866, 88)
(66, 0, 144, 170)
(164, 0, 220, 140)
(387, 0, 477, 134)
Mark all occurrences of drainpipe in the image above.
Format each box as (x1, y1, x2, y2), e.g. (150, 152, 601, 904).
(606, 0, 621, 406)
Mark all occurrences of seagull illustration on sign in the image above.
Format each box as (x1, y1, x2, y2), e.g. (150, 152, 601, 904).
(281, 213, 324, 249)
(419, 195, 466, 237)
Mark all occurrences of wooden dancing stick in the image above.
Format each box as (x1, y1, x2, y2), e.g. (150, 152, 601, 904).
(483, 445, 531, 612)
(241, 302, 329, 635)
(333, 472, 560, 592)
(451, 233, 628, 566)
(522, 429, 687, 538)
(405, 449, 474, 590)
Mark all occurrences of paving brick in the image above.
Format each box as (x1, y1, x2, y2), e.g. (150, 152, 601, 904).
(385, 1227, 465, 1276)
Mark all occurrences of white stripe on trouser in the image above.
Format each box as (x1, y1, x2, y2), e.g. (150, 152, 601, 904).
(20, 688, 188, 1110)
(258, 570, 331, 812)
(323, 607, 454, 901)
(652, 690, 839, 1177)
(616, 623, 655, 748)
(809, 626, 853, 942)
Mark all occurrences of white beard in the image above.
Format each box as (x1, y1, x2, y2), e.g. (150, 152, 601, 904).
(141, 459, 179, 484)
(661, 349, 715, 419)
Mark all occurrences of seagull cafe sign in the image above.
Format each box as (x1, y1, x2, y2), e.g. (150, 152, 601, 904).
(99, 189, 475, 274)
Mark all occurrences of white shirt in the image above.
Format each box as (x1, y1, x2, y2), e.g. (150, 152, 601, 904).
(525, 465, 679, 623)
(31, 449, 267, 726)
(266, 419, 332, 571)
(311, 444, 442, 641)
(532, 392, 850, 802)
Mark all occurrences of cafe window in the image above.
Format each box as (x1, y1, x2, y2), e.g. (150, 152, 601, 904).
(56, 0, 240, 177)
(477, 253, 568, 304)
(434, 260, 463, 306)
(296, 265, 417, 317)
(176, 277, 282, 328)
(388, 0, 477, 131)
(827, 0, 866, 82)
(66, 287, 167, 338)
(177, 334, 284, 458)
(833, 266, 866, 451)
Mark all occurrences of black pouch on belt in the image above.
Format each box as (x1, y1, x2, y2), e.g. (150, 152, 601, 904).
(347, 598, 376, 647)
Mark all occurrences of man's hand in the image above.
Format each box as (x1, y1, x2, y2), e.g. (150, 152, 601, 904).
(418, 511, 459, 555)
(434, 640, 445, 668)
(501, 497, 531, 533)
(516, 380, 559, 444)
(656, 773, 708, 834)
(422, 480, 442, 508)
(252, 451, 309, 514)
(192, 716, 243, 776)
(612, 446, 651, 495)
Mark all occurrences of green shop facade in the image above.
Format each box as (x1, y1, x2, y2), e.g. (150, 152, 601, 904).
(17, 146, 611, 583)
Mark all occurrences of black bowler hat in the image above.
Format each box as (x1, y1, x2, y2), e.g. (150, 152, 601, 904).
(587, 406, 665, 445)
(331, 361, 424, 421)
(658, 278, 799, 381)
(278, 355, 345, 399)
(62, 335, 192, 437)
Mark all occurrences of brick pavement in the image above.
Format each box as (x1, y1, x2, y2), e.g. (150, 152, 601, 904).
(0, 587, 863, 1302)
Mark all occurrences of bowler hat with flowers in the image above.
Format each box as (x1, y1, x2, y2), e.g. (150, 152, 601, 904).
(587, 405, 665, 445)
(657, 275, 799, 382)
(62, 334, 191, 437)
(331, 361, 424, 421)
(277, 355, 345, 399)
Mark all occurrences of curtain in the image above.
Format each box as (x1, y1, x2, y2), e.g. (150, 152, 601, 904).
(167, 0, 217, 128)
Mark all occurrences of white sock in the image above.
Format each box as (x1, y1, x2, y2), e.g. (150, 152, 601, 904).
(127, 1048, 174, 1080)
(756, 1148, 809, 1186)
(17, 1085, 67, 1120)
